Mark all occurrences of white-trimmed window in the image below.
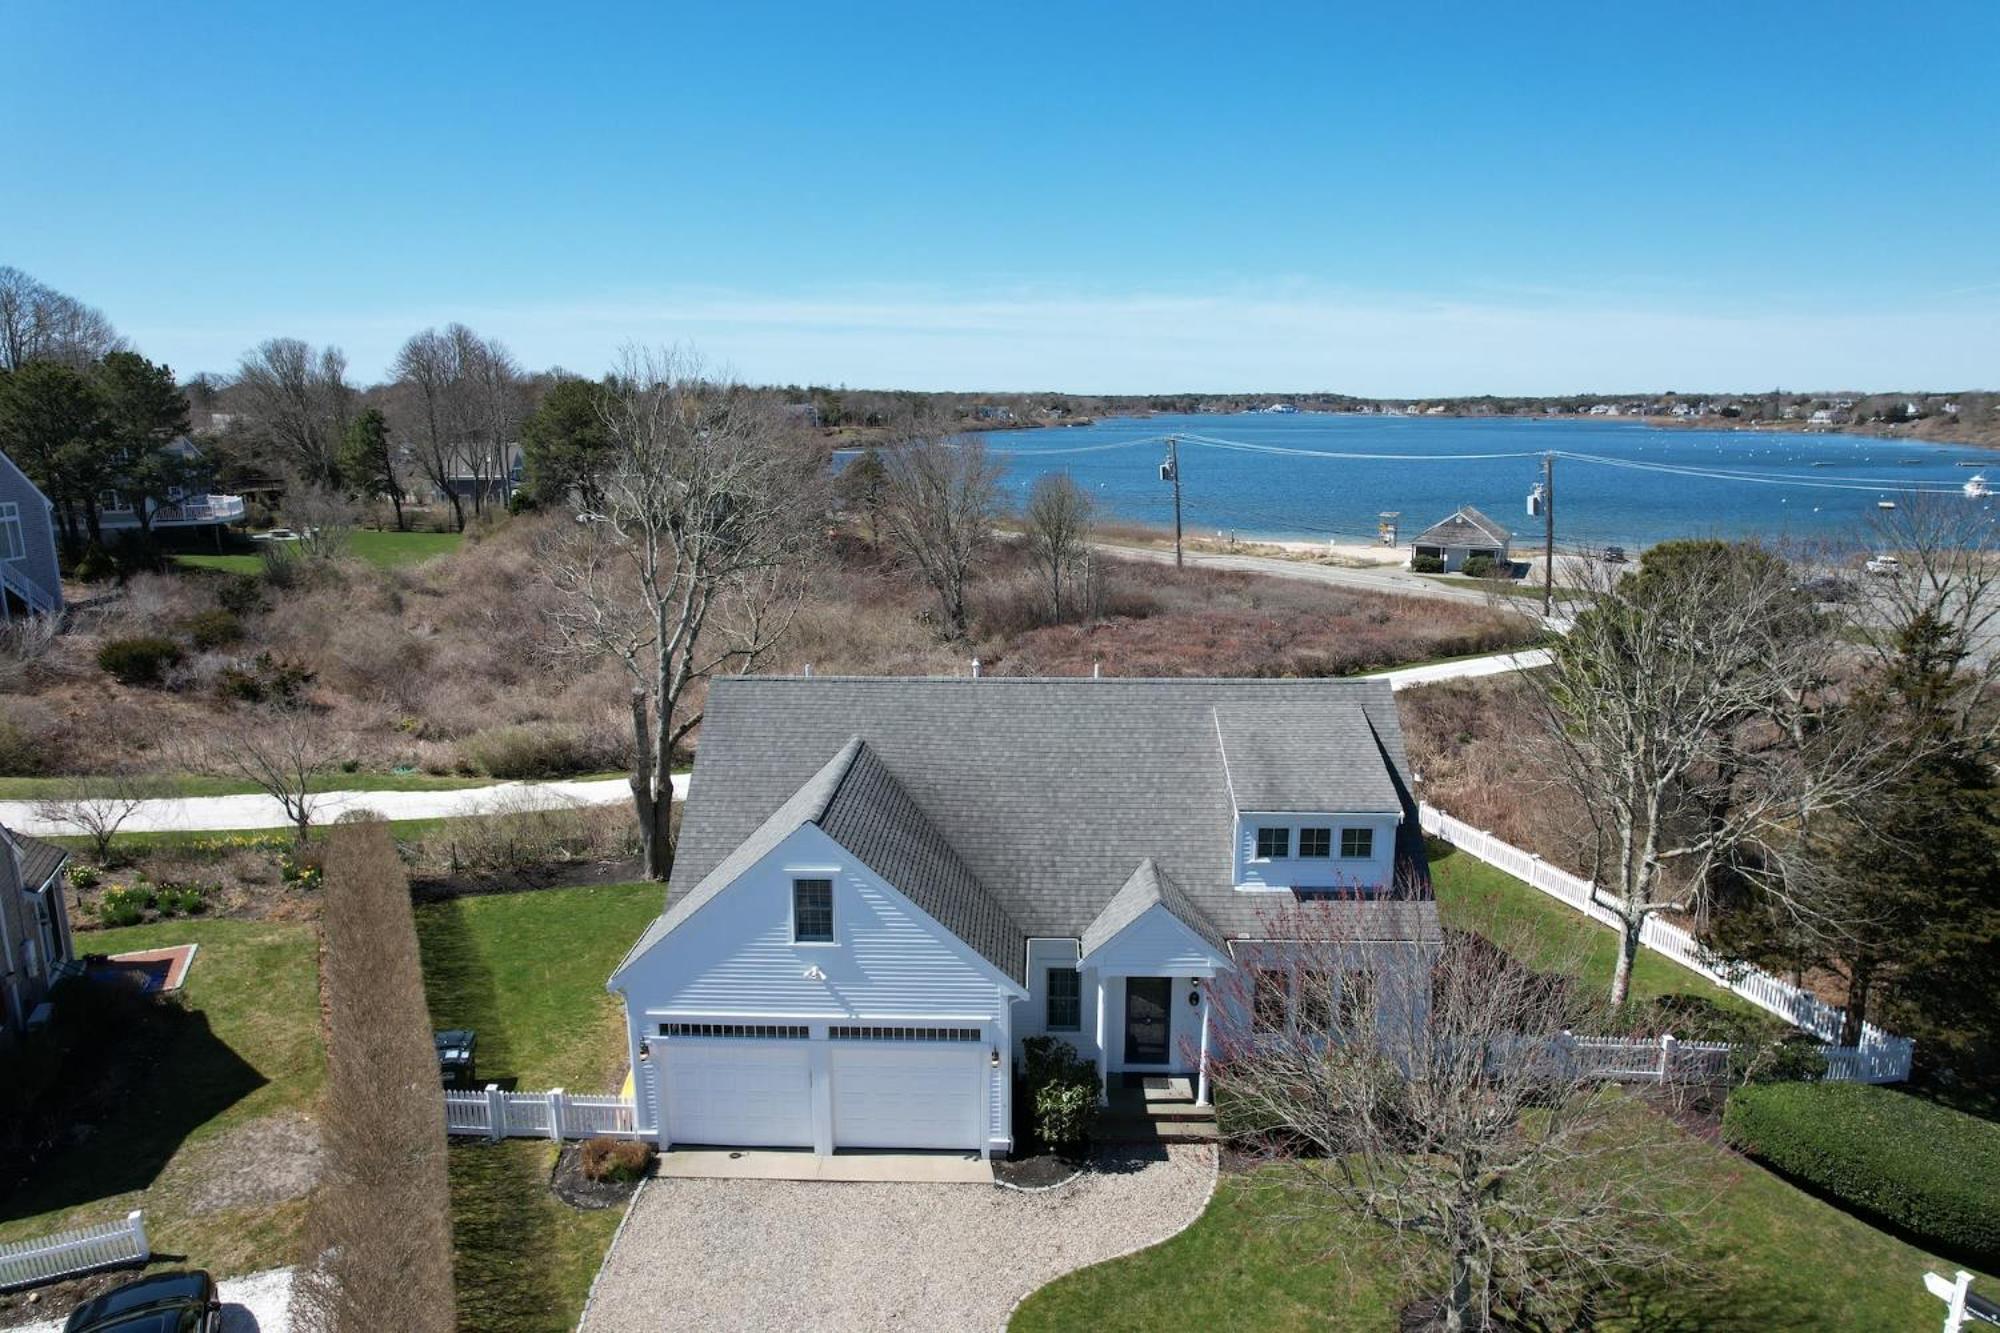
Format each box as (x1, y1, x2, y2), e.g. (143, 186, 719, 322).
(1298, 826, 1332, 859)
(1046, 967, 1081, 1031)
(659, 1021, 808, 1039)
(792, 877, 835, 943)
(97, 489, 132, 514)
(1255, 826, 1290, 859)
(1340, 827, 1374, 859)
(0, 502, 23, 562)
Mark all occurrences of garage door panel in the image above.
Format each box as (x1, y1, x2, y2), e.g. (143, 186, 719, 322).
(830, 1045, 984, 1151)
(664, 1041, 813, 1148)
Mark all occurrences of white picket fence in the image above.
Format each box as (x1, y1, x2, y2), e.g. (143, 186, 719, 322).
(445, 1085, 642, 1142)
(0, 1210, 149, 1292)
(1418, 803, 1915, 1083)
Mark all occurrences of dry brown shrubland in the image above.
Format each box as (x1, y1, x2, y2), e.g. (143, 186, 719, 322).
(3, 516, 1534, 778)
(1397, 676, 1592, 863)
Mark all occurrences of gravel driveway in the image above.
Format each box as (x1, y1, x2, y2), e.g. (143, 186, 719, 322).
(580, 1145, 1216, 1332)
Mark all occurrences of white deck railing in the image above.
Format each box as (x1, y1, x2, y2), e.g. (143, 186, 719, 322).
(0, 1211, 149, 1292)
(1419, 803, 1914, 1083)
(444, 1085, 643, 1142)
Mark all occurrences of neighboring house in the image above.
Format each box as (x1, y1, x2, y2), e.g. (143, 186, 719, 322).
(1410, 504, 1512, 572)
(0, 825, 72, 1037)
(0, 447, 63, 619)
(96, 437, 247, 533)
(609, 676, 1437, 1158)
(426, 443, 522, 507)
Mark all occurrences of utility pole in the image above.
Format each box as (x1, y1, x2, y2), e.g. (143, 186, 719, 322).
(1541, 451, 1556, 618)
(1162, 436, 1184, 568)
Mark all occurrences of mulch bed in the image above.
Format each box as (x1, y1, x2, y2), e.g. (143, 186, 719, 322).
(0, 1265, 145, 1329)
(548, 1141, 645, 1210)
(992, 1149, 1085, 1190)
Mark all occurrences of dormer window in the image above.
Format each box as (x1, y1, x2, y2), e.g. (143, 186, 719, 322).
(1298, 827, 1331, 858)
(792, 878, 834, 943)
(1255, 827, 1289, 859)
(1340, 828, 1374, 859)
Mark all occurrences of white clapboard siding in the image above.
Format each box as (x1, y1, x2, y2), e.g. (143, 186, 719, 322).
(1419, 803, 1914, 1083)
(0, 1211, 148, 1292)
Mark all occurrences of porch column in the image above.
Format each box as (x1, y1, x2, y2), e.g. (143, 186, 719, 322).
(1094, 973, 1110, 1105)
(1196, 988, 1212, 1107)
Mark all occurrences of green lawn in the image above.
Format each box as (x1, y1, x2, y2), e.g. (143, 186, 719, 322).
(1015, 1141, 1991, 1331)
(1427, 838, 1766, 1018)
(416, 882, 662, 1333)
(174, 527, 463, 575)
(0, 918, 322, 1279)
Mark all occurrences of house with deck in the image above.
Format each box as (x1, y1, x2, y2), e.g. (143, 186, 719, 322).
(0, 448, 63, 620)
(1410, 504, 1512, 573)
(0, 826, 73, 1037)
(608, 676, 1437, 1158)
(95, 437, 247, 534)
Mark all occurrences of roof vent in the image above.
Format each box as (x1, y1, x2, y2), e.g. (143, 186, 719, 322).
(971, 657, 982, 678)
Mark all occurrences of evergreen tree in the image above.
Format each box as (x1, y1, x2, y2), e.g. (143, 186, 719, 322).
(340, 407, 404, 530)
(519, 377, 613, 512)
(96, 350, 193, 537)
(0, 360, 112, 544)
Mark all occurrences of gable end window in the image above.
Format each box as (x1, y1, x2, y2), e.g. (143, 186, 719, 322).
(1340, 827, 1374, 859)
(1255, 826, 1290, 859)
(1298, 827, 1331, 858)
(792, 878, 834, 943)
(1046, 967, 1081, 1031)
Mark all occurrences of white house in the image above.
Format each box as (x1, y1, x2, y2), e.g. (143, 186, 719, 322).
(96, 437, 246, 533)
(608, 676, 1437, 1158)
(1410, 505, 1512, 573)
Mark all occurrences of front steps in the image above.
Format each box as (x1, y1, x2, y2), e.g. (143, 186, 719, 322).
(1094, 1074, 1220, 1144)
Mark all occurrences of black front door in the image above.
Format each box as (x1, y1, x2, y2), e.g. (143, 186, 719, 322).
(1124, 977, 1172, 1064)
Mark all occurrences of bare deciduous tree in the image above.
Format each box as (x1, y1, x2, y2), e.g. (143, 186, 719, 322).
(293, 823, 454, 1333)
(232, 337, 352, 485)
(182, 705, 342, 844)
(879, 431, 1002, 640)
(1023, 471, 1094, 623)
(541, 348, 825, 880)
(285, 482, 360, 562)
(31, 771, 164, 862)
(1516, 541, 1897, 1006)
(0, 266, 126, 371)
(391, 323, 518, 528)
(1213, 908, 1700, 1332)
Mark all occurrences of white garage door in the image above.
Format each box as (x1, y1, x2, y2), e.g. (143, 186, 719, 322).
(662, 1035, 813, 1149)
(830, 1039, 986, 1151)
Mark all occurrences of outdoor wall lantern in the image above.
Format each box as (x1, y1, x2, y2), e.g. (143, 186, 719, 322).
(803, 964, 826, 982)
(638, 1039, 651, 1062)
(990, 1047, 1001, 1068)
(1188, 980, 1203, 1007)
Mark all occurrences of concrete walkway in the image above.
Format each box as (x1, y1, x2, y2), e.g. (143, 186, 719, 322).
(655, 1150, 992, 1184)
(0, 774, 684, 837)
(1369, 647, 1555, 691)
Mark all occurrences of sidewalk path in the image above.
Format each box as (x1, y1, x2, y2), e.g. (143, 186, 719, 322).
(0, 775, 683, 837)
(1368, 648, 1554, 691)
(1095, 540, 1506, 606)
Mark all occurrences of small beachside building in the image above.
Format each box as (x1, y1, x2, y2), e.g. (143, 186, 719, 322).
(1410, 505, 1512, 572)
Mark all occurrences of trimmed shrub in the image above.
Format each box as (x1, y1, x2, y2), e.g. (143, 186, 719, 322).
(1021, 1035, 1099, 1150)
(1462, 553, 1498, 579)
(1409, 553, 1446, 574)
(1723, 1081, 2000, 1261)
(98, 635, 184, 686)
(579, 1136, 654, 1182)
(184, 608, 244, 650)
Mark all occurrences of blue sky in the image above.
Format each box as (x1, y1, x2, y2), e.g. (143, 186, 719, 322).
(9, 2, 1998, 394)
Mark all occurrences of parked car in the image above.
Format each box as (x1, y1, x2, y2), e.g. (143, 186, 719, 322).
(64, 1270, 219, 1332)
(1600, 545, 1628, 564)
(1865, 553, 1901, 575)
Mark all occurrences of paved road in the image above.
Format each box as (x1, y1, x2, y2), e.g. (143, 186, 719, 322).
(0, 774, 682, 837)
(1368, 648, 1555, 691)
(1096, 540, 1514, 607)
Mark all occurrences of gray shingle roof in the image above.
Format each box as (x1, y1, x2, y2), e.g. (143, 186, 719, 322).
(1214, 703, 1404, 814)
(1415, 505, 1511, 548)
(816, 741, 1026, 983)
(12, 832, 68, 891)
(1082, 859, 1229, 960)
(648, 677, 1435, 969)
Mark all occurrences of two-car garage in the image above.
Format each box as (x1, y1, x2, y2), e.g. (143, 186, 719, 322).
(657, 1021, 990, 1154)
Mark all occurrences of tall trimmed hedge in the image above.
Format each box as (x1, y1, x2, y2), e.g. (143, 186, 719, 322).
(1723, 1082, 2000, 1261)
